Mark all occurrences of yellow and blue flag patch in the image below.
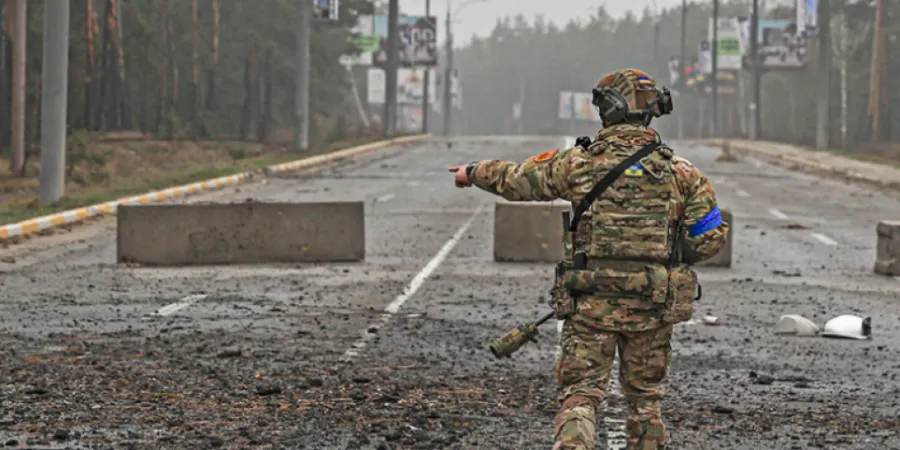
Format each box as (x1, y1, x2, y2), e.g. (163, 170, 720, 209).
(624, 164, 644, 177)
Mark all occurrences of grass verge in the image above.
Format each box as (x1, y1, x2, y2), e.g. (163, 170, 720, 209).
(0, 134, 402, 226)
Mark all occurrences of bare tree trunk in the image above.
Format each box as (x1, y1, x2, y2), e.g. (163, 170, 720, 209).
(156, 0, 169, 133)
(258, 48, 272, 142)
(96, 0, 112, 131)
(9, 0, 25, 176)
(190, 0, 199, 134)
(84, 0, 96, 130)
(205, 0, 218, 110)
(239, 50, 253, 140)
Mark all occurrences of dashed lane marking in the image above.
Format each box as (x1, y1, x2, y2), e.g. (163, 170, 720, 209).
(769, 208, 788, 219)
(154, 294, 208, 316)
(340, 204, 486, 362)
(810, 232, 838, 246)
(376, 193, 396, 202)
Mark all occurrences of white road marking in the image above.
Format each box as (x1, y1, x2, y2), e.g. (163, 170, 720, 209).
(406, 180, 420, 187)
(340, 204, 485, 362)
(555, 319, 564, 359)
(155, 294, 208, 316)
(810, 232, 838, 246)
(606, 362, 627, 450)
(736, 189, 750, 198)
(769, 208, 788, 219)
(376, 193, 396, 202)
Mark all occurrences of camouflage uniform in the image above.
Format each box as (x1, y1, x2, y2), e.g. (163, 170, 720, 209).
(465, 69, 728, 450)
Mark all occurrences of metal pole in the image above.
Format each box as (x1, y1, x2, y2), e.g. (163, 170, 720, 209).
(385, 0, 399, 136)
(421, 0, 430, 134)
(710, 0, 719, 137)
(517, 72, 524, 135)
(678, 0, 687, 139)
(750, 0, 760, 140)
(294, 0, 310, 149)
(10, 0, 25, 175)
(815, 0, 831, 148)
(443, 2, 452, 137)
(39, 0, 70, 204)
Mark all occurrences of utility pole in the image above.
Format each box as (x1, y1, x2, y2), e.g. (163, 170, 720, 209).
(749, 0, 761, 139)
(39, 0, 70, 204)
(710, 0, 719, 138)
(421, 0, 431, 134)
(816, 0, 831, 148)
(9, 0, 25, 175)
(384, 0, 399, 137)
(816, 0, 832, 146)
(517, 72, 524, 135)
(443, 1, 452, 137)
(294, 0, 311, 150)
(679, 0, 687, 139)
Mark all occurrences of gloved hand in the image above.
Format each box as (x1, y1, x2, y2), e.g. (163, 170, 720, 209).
(449, 165, 472, 188)
(575, 136, 592, 148)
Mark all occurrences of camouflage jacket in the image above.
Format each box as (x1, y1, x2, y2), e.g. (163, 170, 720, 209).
(468, 123, 728, 332)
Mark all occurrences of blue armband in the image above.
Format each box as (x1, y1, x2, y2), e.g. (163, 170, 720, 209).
(689, 206, 723, 237)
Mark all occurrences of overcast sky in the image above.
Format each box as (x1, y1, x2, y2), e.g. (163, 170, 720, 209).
(396, 0, 683, 47)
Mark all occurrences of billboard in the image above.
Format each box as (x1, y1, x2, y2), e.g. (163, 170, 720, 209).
(738, 18, 810, 69)
(340, 15, 377, 66)
(367, 67, 438, 105)
(558, 91, 600, 122)
(373, 15, 437, 67)
(708, 17, 743, 70)
(313, 0, 339, 21)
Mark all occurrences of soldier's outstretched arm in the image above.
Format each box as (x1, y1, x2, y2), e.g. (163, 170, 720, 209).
(463, 148, 575, 201)
(674, 157, 729, 264)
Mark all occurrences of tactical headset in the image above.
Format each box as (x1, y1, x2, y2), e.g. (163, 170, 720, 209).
(591, 84, 674, 127)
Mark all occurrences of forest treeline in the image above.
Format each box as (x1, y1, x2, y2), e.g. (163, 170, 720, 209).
(453, 0, 898, 148)
(0, 0, 374, 173)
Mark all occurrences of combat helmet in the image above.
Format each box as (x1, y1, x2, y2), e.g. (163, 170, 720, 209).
(591, 68, 674, 127)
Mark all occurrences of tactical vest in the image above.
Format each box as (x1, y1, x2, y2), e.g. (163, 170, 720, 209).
(573, 139, 675, 268)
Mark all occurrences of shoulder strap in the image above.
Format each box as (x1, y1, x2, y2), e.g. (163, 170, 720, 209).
(569, 141, 662, 232)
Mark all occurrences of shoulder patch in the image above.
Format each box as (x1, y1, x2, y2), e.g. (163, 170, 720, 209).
(532, 149, 559, 163)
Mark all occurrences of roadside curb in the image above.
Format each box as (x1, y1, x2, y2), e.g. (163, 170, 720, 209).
(0, 134, 431, 241)
(707, 139, 900, 192)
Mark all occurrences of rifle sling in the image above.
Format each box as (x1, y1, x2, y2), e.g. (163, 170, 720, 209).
(569, 141, 662, 232)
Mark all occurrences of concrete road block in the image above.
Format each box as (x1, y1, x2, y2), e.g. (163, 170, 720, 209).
(875, 220, 900, 275)
(698, 208, 733, 268)
(117, 202, 364, 265)
(494, 201, 570, 262)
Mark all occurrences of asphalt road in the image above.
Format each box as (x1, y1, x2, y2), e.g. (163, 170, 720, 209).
(1, 137, 898, 450)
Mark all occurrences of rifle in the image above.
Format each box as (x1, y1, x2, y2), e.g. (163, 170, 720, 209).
(489, 311, 555, 359)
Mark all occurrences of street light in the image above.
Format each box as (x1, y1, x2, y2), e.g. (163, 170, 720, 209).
(443, 0, 489, 137)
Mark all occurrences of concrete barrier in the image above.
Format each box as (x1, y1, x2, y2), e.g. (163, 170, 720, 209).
(698, 208, 733, 268)
(875, 221, 900, 276)
(117, 201, 364, 265)
(494, 201, 570, 262)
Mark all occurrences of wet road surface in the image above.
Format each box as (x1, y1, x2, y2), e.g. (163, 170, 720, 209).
(1, 137, 899, 449)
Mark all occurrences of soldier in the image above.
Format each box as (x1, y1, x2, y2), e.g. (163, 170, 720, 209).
(449, 68, 728, 450)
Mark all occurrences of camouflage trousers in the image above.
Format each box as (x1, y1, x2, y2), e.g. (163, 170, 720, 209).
(552, 320, 674, 450)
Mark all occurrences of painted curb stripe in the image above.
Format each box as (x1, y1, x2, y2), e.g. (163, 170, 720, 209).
(0, 134, 429, 240)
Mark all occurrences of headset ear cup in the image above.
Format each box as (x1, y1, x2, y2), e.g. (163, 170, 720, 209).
(591, 88, 603, 108)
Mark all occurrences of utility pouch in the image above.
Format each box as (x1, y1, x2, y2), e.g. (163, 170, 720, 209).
(559, 264, 669, 304)
(550, 261, 577, 318)
(663, 265, 700, 324)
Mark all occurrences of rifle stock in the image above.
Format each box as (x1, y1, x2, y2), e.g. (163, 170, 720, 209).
(489, 311, 555, 359)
